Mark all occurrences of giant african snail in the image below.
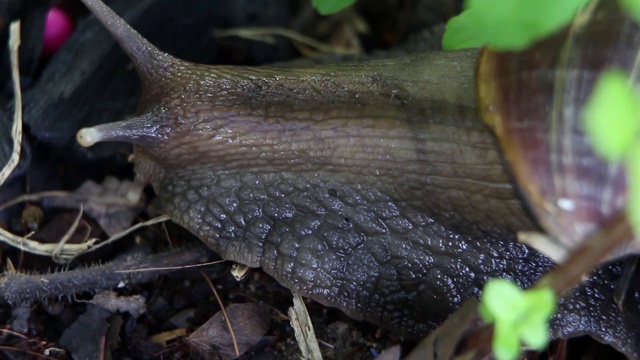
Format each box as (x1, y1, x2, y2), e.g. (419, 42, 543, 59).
(74, 0, 639, 356)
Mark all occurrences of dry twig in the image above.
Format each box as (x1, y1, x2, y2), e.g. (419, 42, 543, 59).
(0, 245, 212, 304)
(289, 293, 323, 360)
(0, 214, 170, 263)
(0, 20, 23, 185)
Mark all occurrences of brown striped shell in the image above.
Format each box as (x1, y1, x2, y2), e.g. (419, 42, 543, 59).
(478, 0, 638, 257)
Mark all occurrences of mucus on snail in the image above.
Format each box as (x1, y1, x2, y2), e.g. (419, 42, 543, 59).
(75, 0, 640, 357)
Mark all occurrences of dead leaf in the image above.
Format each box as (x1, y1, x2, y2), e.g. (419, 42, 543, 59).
(31, 211, 93, 245)
(58, 304, 111, 360)
(186, 302, 270, 360)
(45, 176, 144, 236)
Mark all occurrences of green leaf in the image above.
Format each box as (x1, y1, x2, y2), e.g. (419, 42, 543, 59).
(493, 322, 520, 360)
(518, 288, 555, 349)
(620, 0, 640, 23)
(519, 321, 549, 350)
(443, 0, 590, 51)
(518, 0, 590, 39)
(443, 11, 487, 50)
(312, 0, 356, 15)
(480, 280, 557, 360)
(480, 279, 524, 323)
(521, 287, 556, 322)
(583, 70, 640, 161)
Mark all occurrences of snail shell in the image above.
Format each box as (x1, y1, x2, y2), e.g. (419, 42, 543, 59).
(479, 0, 637, 256)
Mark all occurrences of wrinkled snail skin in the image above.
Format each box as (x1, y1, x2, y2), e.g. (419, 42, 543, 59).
(76, 0, 640, 356)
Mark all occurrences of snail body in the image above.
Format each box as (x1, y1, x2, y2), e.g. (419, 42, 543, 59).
(76, 0, 640, 356)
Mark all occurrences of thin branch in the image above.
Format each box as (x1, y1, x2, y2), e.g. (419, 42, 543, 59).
(115, 259, 225, 273)
(82, 215, 171, 255)
(536, 212, 632, 296)
(0, 227, 95, 260)
(52, 206, 85, 262)
(0, 245, 212, 305)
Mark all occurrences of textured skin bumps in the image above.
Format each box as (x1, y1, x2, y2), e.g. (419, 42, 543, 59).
(158, 168, 552, 335)
(157, 166, 640, 358)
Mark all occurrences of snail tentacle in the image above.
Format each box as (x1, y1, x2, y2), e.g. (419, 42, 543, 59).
(81, 0, 180, 86)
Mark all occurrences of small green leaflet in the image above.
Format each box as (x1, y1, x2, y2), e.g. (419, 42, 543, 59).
(479, 279, 556, 360)
(620, 0, 640, 23)
(583, 70, 640, 237)
(583, 70, 640, 161)
(312, 0, 356, 15)
(443, 0, 590, 50)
